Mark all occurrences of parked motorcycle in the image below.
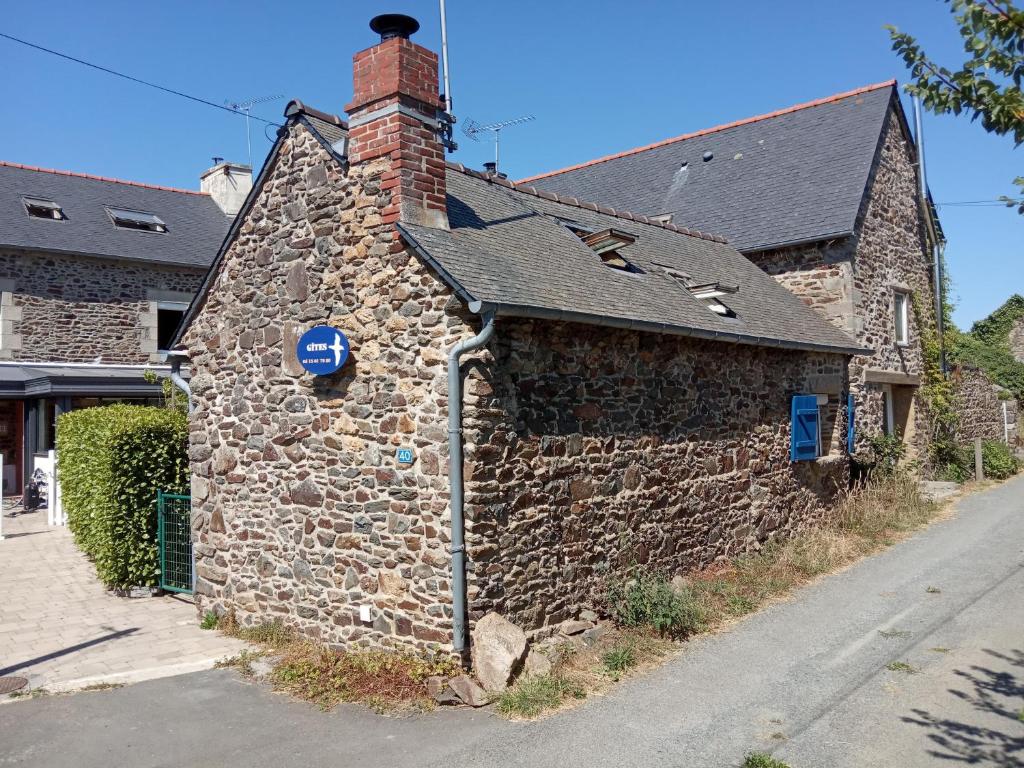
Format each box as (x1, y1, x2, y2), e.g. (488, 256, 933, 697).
(23, 469, 48, 511)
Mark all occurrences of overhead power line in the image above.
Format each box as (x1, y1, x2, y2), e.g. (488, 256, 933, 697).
(936, 199, 1024, 207)
(0, 30, 280, 126)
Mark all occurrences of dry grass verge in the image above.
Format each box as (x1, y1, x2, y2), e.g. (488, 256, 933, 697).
(692, 472, 936, 629)
(500, 472, 940, 719)
(214, 615, 458, 713)
(496, 627, 674, 719)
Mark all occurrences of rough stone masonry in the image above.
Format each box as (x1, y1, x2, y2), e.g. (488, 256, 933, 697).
(182, 20, 851, 654)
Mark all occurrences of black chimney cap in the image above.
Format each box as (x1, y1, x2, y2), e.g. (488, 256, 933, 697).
(370, 14, 420, 41)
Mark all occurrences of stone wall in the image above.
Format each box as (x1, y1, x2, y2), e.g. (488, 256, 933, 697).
(0, 250, 203, 363)
(182, 122, 472, 653)
(953, 366, 1018, 444)
(462, 320, 850, 632)
(747, 238, 857, 338)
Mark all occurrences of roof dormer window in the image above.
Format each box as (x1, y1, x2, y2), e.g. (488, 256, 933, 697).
(23, 197, 65, 221)
(106, 207, 167, 233)
(688, 282, 738, 318)
(572, 226, 641, 273)
(657, 266, 739, 319)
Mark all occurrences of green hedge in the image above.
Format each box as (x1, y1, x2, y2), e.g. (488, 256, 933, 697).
(57, 405, 189, 589)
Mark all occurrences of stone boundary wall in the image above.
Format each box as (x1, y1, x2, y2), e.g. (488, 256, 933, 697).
(0, 250, 202, 363)
(463, 320, 850, 632)
(953, 366, 1019, 445)
(183, 123, 473, 653)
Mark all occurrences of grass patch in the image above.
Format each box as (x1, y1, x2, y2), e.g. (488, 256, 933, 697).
(79, 682, 124, 692)
(496, 675, 585, 718)
(497, 628, 672, 719)
(270, 644, 459, 713)
(602, 643, 637, 679)
(886, 660, 918, 674)
(925, 586, 942, 594)
(200, 611, 219, 630)
(929, 647, 951, 653)
(742, 752, 791, 768)
(215, 649, 264, 677)
(8, 687, 50, 700)
(1018, 707, 1023, 723)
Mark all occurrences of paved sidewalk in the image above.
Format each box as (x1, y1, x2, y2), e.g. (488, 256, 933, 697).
(0, 507, 245, 693)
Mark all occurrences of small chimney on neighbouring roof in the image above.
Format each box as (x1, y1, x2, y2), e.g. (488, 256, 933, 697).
(200, 160, 253, 216)
(345, 14, 448, 230)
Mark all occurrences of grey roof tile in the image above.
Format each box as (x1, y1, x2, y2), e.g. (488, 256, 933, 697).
(399, 167, 862, 354)
(523, 82, 896, 252)
(0, 161, 229, 268)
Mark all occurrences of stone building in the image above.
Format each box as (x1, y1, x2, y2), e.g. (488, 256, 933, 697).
(0, 159, 246, 492)
(525, 82, 946, 461)
(175, 16, 864, 655)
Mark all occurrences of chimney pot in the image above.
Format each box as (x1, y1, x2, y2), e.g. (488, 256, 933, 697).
(483, 162, 497, 175)
(369, 14, 420, 42)
(200, 160, 253, 216)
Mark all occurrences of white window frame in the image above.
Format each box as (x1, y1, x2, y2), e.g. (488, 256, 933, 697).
(893, 290, 910, 346)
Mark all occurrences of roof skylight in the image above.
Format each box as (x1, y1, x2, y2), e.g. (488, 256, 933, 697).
(23, 197, 65, 221)
(572, 226, 641, 273)
(106, 207, 167, 233)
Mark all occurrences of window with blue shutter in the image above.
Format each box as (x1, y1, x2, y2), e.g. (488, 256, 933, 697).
(791, 395, 819, 462)
(846, 393, 856, 454)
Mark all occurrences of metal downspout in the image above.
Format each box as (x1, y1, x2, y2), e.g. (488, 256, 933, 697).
(447, 305, 496, 655)
(913, 96, 946, 374)
(166, 351, 194, 415)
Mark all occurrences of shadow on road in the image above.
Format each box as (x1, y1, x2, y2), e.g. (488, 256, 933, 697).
(902, 648, 1024, 767)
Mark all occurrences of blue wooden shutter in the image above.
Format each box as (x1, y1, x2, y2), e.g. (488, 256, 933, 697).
(791, 394, 819, 462)
(846, 393, 856, 454)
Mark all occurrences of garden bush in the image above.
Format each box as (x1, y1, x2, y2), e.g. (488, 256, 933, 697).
(57, 404, 189, 589)
(981, 440, 1019, 479)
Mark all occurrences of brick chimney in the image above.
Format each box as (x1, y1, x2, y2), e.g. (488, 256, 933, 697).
(345, 14, 448, 230)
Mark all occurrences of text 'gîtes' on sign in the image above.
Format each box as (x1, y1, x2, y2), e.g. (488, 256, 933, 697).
(297, 325, 350, 376)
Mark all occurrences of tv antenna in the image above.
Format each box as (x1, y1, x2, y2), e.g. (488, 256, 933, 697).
(462, 115, 535, 172)
(224, 94, 284, 176)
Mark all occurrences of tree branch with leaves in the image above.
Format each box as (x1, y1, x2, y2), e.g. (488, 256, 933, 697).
(887, 0, 1024, 212)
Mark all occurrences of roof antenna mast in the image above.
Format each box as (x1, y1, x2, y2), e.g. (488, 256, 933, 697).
(438, 0, 458, 152)
(462, 115, 535, 173)
(224, 94, 284, 177)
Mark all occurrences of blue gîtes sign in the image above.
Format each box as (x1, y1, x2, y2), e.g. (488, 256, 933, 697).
(296, 326, 350, 376)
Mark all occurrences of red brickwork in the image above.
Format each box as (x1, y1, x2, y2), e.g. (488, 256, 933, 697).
(345, 37, 447, 228)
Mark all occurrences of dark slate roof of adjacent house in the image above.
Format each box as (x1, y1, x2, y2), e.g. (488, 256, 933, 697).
(398, 166, 863, 354)
(520, 81, 900, 253)
(0, 160, 231, 268)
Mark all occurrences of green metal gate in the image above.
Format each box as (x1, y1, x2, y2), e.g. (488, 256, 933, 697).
(157, 491, 193, 594)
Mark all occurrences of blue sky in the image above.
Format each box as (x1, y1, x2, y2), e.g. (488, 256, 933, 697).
(1, 0, 1019, 328)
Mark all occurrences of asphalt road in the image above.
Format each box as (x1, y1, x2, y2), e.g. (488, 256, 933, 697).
(2, 476, 1022, 768)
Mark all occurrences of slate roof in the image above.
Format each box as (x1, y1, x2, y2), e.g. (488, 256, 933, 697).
(0, 161, 231, 268)
(401, 166, 862, 354)
(179, 105, 862, 356)
(520, 82, 899, 253)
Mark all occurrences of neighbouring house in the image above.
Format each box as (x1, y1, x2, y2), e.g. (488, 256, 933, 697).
(175, 15, 864, 655)
(0, 159, 248, 494)
(522, 82, 947, 461)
